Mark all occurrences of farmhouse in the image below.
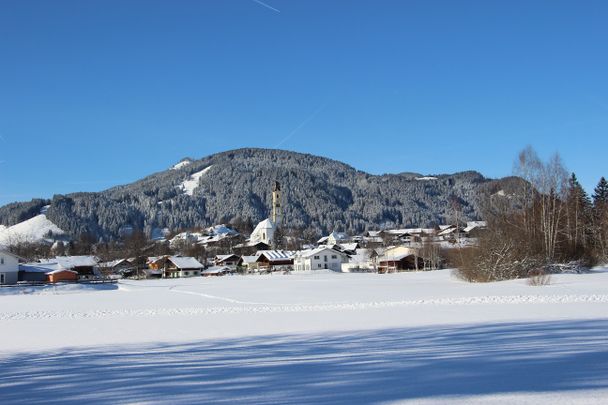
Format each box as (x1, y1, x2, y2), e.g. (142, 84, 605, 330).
(148, 256, 204, 278)
(377, 246, 424, 273)
(0, 250, 19, 285)
(255, 250, 294, 272)
(293, 247, 349, 272)
(214, 254, 240, 267)
(238, 255, 260, 272)
(317, 231, 348, 246)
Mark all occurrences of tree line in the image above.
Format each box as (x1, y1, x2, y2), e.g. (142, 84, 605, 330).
(456, 146, 608, 282)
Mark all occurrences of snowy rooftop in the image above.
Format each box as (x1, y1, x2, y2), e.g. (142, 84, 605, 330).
(169, 256, 204, 269)
(256, 250, 295, 261)
(297, 247, 349, 258)
(39, 256, 99, 268)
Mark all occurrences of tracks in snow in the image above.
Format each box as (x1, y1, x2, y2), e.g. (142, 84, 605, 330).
(2, 294, 608, 321)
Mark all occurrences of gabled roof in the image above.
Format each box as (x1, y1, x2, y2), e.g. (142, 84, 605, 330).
(378, 253, 419, 262)
(296, 247, 349, 259)
(39, 256, 99, 268)
(256, 250, 295, 262)
(215, 254, 240, 262)
(168, 256, 204, 269)
(240, 255, 260, 264)
(202, 266, 231, 274)
(338, 243, 359, 252)
(464, 221, 487, 233)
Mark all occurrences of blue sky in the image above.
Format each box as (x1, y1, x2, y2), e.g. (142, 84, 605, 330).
(1, 0, 607, 206)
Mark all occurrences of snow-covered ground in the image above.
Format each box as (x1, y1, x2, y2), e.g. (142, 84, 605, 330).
(180, 165, 213, 196)
(1, 269, 608, 404)
(0, 214, 65, 246)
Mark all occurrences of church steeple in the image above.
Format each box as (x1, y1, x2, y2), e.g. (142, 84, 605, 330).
(272, 181, 282, 225)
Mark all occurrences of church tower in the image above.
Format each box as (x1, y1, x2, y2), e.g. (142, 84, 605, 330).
(272, 181, 282, 226)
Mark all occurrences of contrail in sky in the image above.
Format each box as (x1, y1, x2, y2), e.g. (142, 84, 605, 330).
(275, 102, 327, 148)
(252, 0, 281, 13)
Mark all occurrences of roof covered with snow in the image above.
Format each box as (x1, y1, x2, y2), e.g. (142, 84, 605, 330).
(256, 250, 295, 261)
(296, 247, 349, 259)
(41, 256, 99, 268)
(168, 256, 204, 269)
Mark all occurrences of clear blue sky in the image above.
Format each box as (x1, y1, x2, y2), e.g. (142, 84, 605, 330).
(1, 0, 607, 206)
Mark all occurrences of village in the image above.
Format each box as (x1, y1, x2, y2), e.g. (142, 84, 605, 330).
(0, 182, 486, 286)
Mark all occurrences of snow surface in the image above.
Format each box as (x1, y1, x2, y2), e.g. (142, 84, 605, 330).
(415, 176, 438, 181)
(0, 214, 65, 246)
(180, 165, 213, 196)
(171, 159, 192, 170)
(1, 269, 608, 404)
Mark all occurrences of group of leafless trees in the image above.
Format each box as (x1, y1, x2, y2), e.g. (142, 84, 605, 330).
(457, 146, 608, 282)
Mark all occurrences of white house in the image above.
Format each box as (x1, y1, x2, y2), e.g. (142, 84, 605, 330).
(249, 218, 276, 246)
(0, 250, 19, 285)
(294, 247, 349, 272)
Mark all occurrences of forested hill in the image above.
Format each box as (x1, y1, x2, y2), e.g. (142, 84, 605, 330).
(0, 148, 516, 240)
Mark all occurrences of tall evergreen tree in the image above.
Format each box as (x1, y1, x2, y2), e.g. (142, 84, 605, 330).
(591, 177, 608, 262)
(565, 173, 592, 256)
(593, 177, 608, 207)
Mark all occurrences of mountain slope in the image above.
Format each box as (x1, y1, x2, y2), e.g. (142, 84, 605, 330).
(0, 148, 513, 241)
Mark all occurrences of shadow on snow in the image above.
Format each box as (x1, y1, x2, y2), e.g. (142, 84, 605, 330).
(1, 319, 608, 404)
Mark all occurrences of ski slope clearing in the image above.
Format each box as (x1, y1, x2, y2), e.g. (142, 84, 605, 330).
(1, 269, 608, 404)
(180, 165, 212, 196)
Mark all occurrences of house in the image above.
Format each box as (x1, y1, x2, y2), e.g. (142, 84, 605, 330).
(255, 250, 295, 272)
(148, 256, 204, 278)
(464, 221, 487, 237)
(214, 254, 240, 267)
(333, 243, 360, 255)
(98, 258, 140, 277)
(201, 266, 232, 277)
(377, 246, 424, 273)
(317, 231, 348, 246)
(0, 250, 19, 285)
(38, 256, 101, 280)
(293, 247, 349, 272)
(238, 255, 261, 272)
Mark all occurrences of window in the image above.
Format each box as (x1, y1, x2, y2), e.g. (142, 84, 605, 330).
(317, 264, 322, 268)
(314, 256, 320, 260)
(0, 273, 5, 284)
(0, 257, 4, 265)
(324, 256, 328, 262)
(184, 271, 189, 276)
(331, 255, 337, 259)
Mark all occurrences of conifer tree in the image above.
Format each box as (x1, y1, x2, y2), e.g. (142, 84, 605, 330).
(592, 177, 608, 262)
(593, 177, 608, 207)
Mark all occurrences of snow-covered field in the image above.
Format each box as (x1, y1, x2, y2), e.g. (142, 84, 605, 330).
(1, 269, 608, 404)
